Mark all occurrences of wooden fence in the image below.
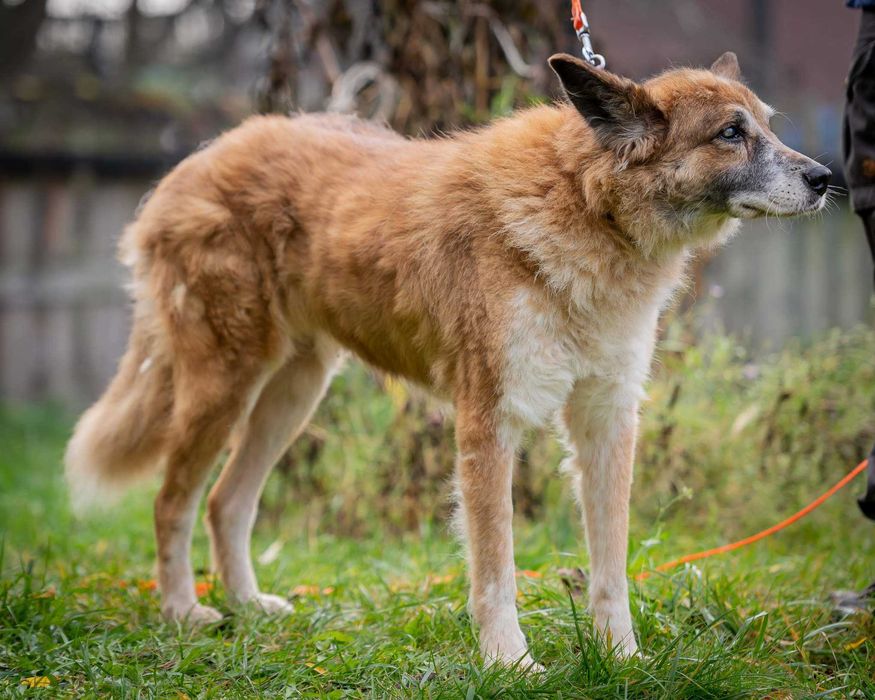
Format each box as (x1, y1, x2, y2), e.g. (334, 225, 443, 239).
(0, 172, 872, 406)
(700, 209, 874, 348)
(0, 171, 144, 406)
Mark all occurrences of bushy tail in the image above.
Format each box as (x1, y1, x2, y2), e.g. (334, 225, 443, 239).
(65, 324, 173, 512)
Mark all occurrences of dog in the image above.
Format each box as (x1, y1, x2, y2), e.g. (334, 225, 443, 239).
(65, 51, 830, 669)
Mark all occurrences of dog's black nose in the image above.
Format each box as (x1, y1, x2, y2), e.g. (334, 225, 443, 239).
(803, 164, 831, 197)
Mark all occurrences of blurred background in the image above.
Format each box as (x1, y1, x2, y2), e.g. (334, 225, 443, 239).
(1, 1, 873, 537)
(1, 0, 872, 406)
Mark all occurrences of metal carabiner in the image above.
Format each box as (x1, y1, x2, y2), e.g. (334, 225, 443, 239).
(575, 11, 606, 69)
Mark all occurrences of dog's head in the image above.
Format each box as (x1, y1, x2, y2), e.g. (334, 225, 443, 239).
(549, 52, 831, 251)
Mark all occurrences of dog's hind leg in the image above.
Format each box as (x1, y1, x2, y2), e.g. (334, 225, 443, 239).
(155, 364, 259, 625)
(206, 338, 342, 614)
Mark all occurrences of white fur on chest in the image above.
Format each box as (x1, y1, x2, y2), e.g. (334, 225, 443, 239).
(498, 288, 661, 430)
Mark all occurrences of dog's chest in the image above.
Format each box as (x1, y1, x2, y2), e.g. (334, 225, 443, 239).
(498, 288, 660, 428)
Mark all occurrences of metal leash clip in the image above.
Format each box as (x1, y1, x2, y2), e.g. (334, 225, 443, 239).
(574, 11, 606, 69)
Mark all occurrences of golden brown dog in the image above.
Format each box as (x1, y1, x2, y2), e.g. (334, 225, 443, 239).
(66, 52, 830, 668)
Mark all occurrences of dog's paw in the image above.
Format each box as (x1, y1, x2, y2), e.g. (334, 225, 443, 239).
(486, 651, 545, 674)
(247, 593, 294, 616)
(515, 654, 546, 675)
(601, 625, 639, 659)
(593, 606, 638, 659)
(163, 602, 224, 626)
(613, 637, 640, 659)
(480, 615, 541, 674)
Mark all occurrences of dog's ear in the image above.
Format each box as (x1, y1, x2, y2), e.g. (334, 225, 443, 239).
(548, 53, 665, 164)
(710, 51, 741, 81)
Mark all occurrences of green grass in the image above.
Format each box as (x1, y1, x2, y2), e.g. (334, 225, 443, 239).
(1, 327, 875, 698)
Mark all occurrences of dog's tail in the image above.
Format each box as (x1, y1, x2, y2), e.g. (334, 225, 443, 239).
(64, 317, 174, 512)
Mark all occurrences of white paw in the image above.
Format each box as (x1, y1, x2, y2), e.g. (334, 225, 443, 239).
(479, 607, 540, 672)
(163, 602, 224, 626)
(596, 619, 639, 658)
(614, 636, 641, 659)
(484, 649, 545, 674)
(592, 601, 638, 658)
(481, 626, 540, 672)
(523, 658, 547, 675)
(508, 654, 546, 674)
(246, 592, 294, 616)
(612, 634, 639, 659)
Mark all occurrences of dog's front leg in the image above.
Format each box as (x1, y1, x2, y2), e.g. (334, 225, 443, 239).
(562, 377, 639, 657)
(454, 403, 537, 669)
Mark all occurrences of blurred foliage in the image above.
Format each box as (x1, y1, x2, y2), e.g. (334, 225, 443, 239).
(259, 321, 875, 537)
(319, 0, 566, 131)
(0, 0, 578, 159)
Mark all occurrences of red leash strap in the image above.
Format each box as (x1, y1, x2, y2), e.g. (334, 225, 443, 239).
(636, 459, 870, 581)
(571, 0, 585, 32)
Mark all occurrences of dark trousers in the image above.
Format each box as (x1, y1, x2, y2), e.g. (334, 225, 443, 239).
(864, 212, 875, 286)
(845, 9, 875, 285)
(845, 11, 875, 523)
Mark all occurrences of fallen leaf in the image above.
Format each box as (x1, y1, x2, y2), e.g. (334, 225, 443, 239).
(305, 662, 327, 675)
(292, 585, 321, 597)
(557, 567, 588, 600)
(516, 570, 542, 579)
(20, 676, 51, 688)
(845, 637, 868, 651)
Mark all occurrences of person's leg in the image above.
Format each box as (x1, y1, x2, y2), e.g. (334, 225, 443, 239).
(863, 209, 875, 288)
(845, 8, 875, 502)
(858, 439, 875, 521)
(843, 13, 875, 601)
(844, 9, 875, 284)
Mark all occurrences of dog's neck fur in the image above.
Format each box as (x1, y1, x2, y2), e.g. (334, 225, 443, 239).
(455, 104, 736, 312)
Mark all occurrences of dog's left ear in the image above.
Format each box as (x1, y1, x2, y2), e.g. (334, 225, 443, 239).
(549, 53, 665, 165)
(710, 52, 742, 81)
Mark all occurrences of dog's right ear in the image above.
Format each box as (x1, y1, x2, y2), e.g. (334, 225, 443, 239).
(549, 53, 665, 164)
(710, 51, 742, 81)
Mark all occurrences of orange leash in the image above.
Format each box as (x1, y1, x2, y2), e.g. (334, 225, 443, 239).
(635, 459, 870, 581)
(570, 0, 585, 31)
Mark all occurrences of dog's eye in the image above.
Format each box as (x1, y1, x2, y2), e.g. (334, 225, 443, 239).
(718, 125, 743, 141)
